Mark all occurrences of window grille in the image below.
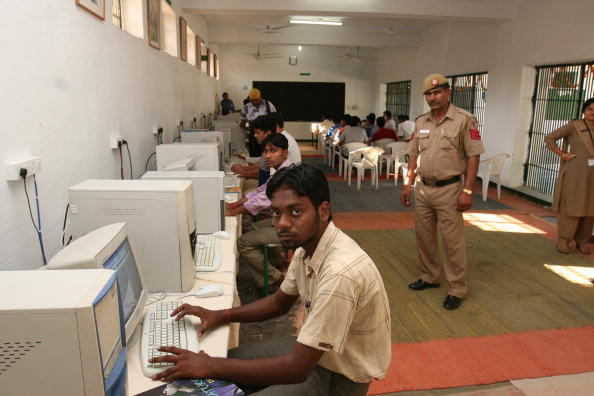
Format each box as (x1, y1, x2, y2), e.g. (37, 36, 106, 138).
(446, 72, 488, 135)
(523, 61, 594, 197)
(386, 81, 411, 118)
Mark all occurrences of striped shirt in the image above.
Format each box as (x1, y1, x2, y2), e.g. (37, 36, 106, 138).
(243, 159, 292, 215)
(281, 222, 392, 383)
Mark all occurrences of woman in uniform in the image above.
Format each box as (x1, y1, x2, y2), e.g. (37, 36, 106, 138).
(545, 97, 594, 255)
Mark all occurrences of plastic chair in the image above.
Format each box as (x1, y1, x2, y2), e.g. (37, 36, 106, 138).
(378, 142, 408, 178)
(477, 153, 510, 201)
(339, 142, 368, 178)
(347, 146, 384, 190)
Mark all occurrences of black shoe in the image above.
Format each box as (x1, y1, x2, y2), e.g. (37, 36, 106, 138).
(408, 279, 440, 291)
(443, 295, 463, 310)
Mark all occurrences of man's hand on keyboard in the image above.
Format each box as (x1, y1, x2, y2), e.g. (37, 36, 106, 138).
(149, 347, 211, 382)
(171, 303, 227, 336)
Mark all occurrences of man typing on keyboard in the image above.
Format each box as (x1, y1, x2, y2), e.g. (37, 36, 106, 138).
(149, 164, 392, 396)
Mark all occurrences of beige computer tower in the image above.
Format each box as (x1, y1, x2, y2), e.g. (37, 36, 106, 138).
(68, 179, 196, 293)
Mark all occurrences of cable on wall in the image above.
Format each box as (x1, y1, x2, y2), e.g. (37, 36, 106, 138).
(123, 140, 133, 179)
(21, 170, 47, 265)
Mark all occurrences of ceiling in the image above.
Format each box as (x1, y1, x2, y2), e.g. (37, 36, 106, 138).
(180, 0, 518, 48)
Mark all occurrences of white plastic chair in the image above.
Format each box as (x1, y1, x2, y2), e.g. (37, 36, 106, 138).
(347, 146, 384, 190)
(371, 138, 397, 148)
(477, 153, 510, 201)
(378, 142, 408, 178)
(339, 142, 368, 178)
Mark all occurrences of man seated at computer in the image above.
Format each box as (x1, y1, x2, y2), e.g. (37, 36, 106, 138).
(227, 134, 293, 290)
(231, 114, 275, 185)
(149, 164, 392, 396)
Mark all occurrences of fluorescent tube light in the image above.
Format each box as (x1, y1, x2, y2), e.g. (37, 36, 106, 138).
(289, 18, 342, 26)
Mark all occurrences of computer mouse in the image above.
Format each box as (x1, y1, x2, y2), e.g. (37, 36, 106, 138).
(193, 285, 224, 298)
(212, 231, 230, 239)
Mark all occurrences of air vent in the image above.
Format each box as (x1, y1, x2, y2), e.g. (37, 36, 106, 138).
(95, 208, 146, 216)
(0, 341, 41, 375)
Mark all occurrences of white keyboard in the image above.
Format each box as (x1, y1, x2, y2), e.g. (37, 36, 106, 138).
(224, 174, 239, 188)
(140, 300, 199, 377)
(194, 235, 222, 272)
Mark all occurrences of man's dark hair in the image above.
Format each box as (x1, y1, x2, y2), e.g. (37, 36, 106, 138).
(582, 97, 594, 114)
(262, 133, 288, 150)
(383, 110, 392, 119)
(332, 115, 341, 124)
(366, 113, 376, 124)
(397, 114, 409, 121)
(376, 116, 386, 128)
(348, 116, 360, 127)
(266, 164, 332, 220)
(341, 114, 351, 122)
(222, 92, 229, 97)
(270, 112, 285, 128)
(243, 97, 250, 105)
(252, 114, 276, 133)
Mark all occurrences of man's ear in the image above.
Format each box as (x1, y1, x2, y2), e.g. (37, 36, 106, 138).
(283, 149, 288, 159)
(318, 201, 331, 223)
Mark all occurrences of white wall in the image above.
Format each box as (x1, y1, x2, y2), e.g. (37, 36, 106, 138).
(0, 2, 217, 270)
(374, 0, 594, 191)
(219, 44, 377, 139)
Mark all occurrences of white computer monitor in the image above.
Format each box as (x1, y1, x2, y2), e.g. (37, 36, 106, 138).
(47, 222, 148, 343)
(156, 143, 221, 171)
(141, 171, 225, 234)
(67, 179, 197, 293)
(0, 269, 126, 396)
(181, 130, 231, 159)
(163, 156, 196, 171)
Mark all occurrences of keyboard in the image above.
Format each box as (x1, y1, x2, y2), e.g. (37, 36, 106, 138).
(224, 174, 239, 188)
(140, 300, 199, 377)
(194, 235, 222, 272)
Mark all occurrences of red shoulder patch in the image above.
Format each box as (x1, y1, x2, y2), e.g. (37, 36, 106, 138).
(470, 129, 481, 140)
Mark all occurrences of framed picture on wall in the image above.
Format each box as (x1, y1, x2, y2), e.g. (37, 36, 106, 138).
(179, 17, 187, 61)
(147, 0, 161, 49)
(76, 0, 105, 20)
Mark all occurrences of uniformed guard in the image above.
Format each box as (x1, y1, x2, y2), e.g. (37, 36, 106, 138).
(400, 73, 485, 310)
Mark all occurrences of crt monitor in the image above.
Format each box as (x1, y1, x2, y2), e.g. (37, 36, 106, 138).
(47, 222, 148, 343)
(0, 269, 126, 396)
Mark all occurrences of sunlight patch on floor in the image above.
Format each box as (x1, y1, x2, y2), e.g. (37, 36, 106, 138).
(464, 213, 546, 234)
(544, 264, 594, 286)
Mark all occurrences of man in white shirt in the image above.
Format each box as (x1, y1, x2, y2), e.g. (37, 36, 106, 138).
(241, 88, 277, 156)
(383, 110, 396, 131)
(397, 114, 415, 142)
(272, 112, 301, 165)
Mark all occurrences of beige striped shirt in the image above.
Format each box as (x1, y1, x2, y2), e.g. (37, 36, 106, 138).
(280, 222, 392, 383)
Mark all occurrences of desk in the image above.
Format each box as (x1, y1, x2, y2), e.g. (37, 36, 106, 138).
(126, 271, 236, 394)
(127, 220, 241, 395)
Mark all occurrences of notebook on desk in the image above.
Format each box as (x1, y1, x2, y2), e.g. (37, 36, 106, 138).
(135, 378, 244, 396)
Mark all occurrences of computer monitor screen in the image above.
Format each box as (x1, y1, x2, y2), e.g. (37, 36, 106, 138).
(103, 238, 143, 324)
(47, 222, 148, 342)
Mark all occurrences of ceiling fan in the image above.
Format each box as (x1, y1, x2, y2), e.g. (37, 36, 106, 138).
(337, 47, 381, 63)
(246, 23, 294, 34)
(246, 45, 283, 60)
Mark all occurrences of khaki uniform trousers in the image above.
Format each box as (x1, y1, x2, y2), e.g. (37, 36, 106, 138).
(557, 213, 594, 246)
(229, 337, 370, 396)
(237, 218, 285, 288)
(414, 180, 468, 298)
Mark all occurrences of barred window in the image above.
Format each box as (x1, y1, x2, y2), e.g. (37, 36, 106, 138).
(446, 72, 488, 135)
(386, 81, 411, 118)
(112, 0, 122, 28)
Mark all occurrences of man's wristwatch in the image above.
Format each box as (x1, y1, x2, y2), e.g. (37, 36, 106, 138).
(462, 188, 473, 195)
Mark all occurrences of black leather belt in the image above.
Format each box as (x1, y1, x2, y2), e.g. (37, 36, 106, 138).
(421, 175, 461, 187)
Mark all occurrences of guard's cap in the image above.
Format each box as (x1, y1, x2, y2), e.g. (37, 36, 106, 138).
(248, 88, 261, 100)
(422, 73, 449, 93)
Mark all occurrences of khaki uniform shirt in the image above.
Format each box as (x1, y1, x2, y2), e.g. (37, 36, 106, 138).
(280, 222, 392, 383)
(544, 120, 594, 216)
(407, 103, 485, 180)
